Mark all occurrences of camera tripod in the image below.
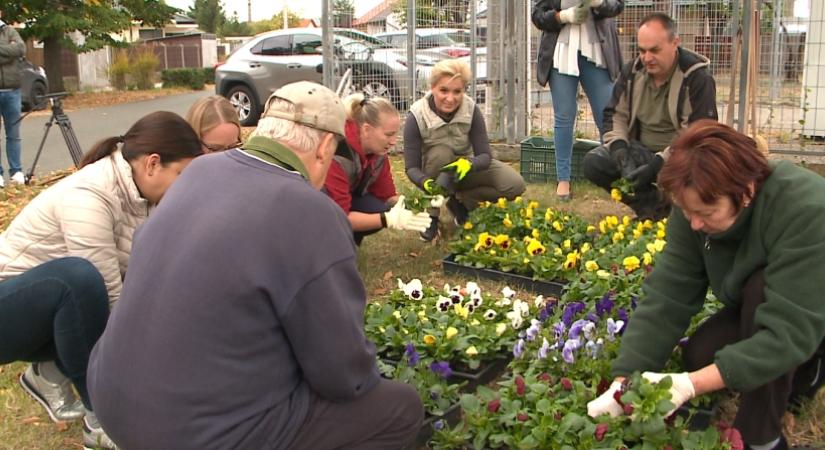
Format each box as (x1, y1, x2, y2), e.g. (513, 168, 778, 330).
(24, 92, 83, 184)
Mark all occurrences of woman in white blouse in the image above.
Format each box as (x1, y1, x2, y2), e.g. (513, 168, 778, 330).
(532, 0, 624, 200)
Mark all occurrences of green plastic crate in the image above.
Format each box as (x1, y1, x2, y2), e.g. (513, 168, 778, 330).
(519, 136, 600, 183)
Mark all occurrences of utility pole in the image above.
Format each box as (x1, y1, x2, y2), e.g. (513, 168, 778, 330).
(247, 0, 252, 22)
(283, 5, 288, 29)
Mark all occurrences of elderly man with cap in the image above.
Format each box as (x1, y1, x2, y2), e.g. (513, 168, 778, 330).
(85, 81, 424, 450)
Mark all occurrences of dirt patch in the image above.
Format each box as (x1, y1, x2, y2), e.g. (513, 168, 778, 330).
(24, 86, 209, 117)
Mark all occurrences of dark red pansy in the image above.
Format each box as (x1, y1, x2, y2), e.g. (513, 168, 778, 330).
(487, 399, 501, 413)
(594, 423, 609, 441)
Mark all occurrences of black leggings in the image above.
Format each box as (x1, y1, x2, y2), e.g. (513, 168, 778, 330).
(0, 257, 109, 408)
(682, 269, 824, 445)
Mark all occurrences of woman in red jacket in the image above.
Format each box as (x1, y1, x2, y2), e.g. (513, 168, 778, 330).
(324, 93, 431, 245)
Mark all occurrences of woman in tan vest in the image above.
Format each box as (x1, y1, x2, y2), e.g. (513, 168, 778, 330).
(404, 59, 526, 241)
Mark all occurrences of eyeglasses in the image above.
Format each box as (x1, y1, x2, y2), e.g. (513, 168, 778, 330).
(202, 140, 243, 153)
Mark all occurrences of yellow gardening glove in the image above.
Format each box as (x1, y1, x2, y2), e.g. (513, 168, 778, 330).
(442, 158, 472, 181)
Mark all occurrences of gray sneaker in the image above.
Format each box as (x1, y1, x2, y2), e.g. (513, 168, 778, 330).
(19, 362, 85, 422)
(83, 411, 118, 450)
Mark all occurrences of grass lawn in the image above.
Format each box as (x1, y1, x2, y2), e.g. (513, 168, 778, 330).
(0, 158, 822, 449)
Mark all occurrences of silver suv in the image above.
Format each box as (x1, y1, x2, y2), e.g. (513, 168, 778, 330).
(216, 28, 422, 126)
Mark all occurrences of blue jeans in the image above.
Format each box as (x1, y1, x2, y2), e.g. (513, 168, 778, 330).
(0, 89, 23, 176)
(549, 52, 613, 181)
(0, 257, 109, 408)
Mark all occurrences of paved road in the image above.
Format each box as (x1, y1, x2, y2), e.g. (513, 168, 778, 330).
(16, 90, 213, 177)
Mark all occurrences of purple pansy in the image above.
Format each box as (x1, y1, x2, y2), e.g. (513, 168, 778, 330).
(562, 302, 586, 326)
(429, 361, 453, 379)
(617, 307, 629, 323)
(562, 338, 581, 364)
(404, 343, 420, 367)
(525, 320, 541, 342)
(595, 293, 615, 317)
(513, 338, 525, 358)
(568, 319, 588, 340)
(538, 337, 550, 359)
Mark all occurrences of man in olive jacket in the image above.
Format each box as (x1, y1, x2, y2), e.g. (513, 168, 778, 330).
(0, 10, 25, 186)
(582, 12, 717, 219)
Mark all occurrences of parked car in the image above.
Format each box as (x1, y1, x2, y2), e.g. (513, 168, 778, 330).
(375, 29, 471, 60)
(20, 59, 48, 112)
(216, 28, 429, 126)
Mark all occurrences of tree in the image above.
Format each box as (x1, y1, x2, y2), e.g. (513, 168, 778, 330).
(189, 0, 225, 34)
(333, 0, 355, 28)
(219, 12, 252, 37)
(3, 0, 177, 91)
(394, 0, 470, 28)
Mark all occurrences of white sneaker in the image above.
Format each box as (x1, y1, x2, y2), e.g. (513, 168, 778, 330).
(19, 362, 85, 422)
(83, 411, 118, 450)
(0, 176, 6, 188)
(10, 171, 25, 184)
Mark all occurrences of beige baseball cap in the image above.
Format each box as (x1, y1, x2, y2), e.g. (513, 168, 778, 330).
(262, 81, 346, 137)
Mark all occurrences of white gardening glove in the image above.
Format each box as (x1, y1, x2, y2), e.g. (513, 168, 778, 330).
(641, 371, 696, 416)
(384, 196, 433, 232)
(558, 1, 590, 24)
(586, 380, 625, 418)
(429, 195, 445, 209)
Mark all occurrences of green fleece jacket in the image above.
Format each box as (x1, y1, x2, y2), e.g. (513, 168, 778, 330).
(613, 161, 825, 392)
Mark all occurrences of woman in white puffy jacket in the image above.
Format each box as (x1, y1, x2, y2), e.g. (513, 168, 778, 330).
(0, 111, 203, 448)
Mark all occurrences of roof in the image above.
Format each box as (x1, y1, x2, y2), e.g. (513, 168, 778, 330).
(298, 19, 319, 28)
(353, 0, 394, 26)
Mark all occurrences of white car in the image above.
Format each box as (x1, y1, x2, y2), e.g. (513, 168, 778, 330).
(375, 29, 471, 61)
(216, 28, 432, 126)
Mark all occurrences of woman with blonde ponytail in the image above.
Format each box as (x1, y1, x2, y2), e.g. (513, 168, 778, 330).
(0, 111, 202, 449)
(324, 93, 431, 245)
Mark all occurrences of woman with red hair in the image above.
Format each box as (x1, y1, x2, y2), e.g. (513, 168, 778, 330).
(588, 120, 825, 450)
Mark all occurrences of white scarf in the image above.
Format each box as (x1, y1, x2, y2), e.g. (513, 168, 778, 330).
(552, 0, 605, 77)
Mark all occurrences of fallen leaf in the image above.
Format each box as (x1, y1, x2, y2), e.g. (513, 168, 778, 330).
(382, 271, 393, 281)
(55, 421, 69, 432)
(21, 416, 41, 424)
(408, 252, 418, 258)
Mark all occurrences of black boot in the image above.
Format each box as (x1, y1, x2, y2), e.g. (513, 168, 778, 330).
(446, 196, 469, 226)
(419, 216, 440, 242)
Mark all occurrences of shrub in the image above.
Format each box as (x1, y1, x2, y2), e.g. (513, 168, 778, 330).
(131, 49, 159, 90)
(108, 51, 130, 90)
(161, 68, 206, 90)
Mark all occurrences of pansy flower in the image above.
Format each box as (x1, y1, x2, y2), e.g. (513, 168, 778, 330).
(423, 334, 436, 346)
(568, 319, 588, 340)
(445, 326, 458, 340)
(606, 318, 625, 340)
(562, 339, 581, 364)
(583, 321, 596, 341)
(429, 361, 452, 378)
(585, 260, 599, 272)
(512, 299, 530, 318)
(476, 232, 494, 250)
(595, 293, 615, 317)
(465, 346, 478, 357)
(501, 286, 517, 299)
(404, 343, 420, 366)
(466, 301, 476, 313)
(495, 234, 511, 249)
(585, 338, 603, 359)
(622, 255, 641, 272)
(463, 221, 473, 230)
(453, 302, 469, 319)
(436, 296, 452, 312)
(513, 338, 525, 358)
(538, 337, 550, 359)
(483, 309, 497, 320)
(397, 278, 423, 300)
(496, 197, 507, 208)
(505, 309, 523, 329)
(464, 281, 481, 297)
(495, 323, 507, 336)
(525, 319, 541, 341)
(561, 301, 585, 326)
(502, 214, 513, 228)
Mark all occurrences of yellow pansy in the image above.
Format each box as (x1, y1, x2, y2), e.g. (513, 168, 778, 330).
(477, 232, 494, 248)
(514, 196, 523, 204)
(379, 326, 386, 333)
(580, 242, 591, 253)
(643, 219, 654, 229)
(623, 255, 641, 272)
(610, 188, 622, 202)
(528, 201, 539, 210)
(553, 247, 563, 256)
(563, 239, 571, 249)
(497, 197, 508, 208)
(523, 257, 530, 264)
(471, 319, 480, 326)
(646, 242, 657, 254)
(633, 228, 642, 239)
(612, 231, 625, 244)
(597, 269, 611, 279)
(446, 327, 458, 339)
(466, 346, 479, 357)
(424, 334, 436, 345)
(454, 303, 469, 319)
(653, 239, 666, 252)
(586, 225, 596, 233)
(463, 221, 474, 230)
(524, 219, 532, 229)
(503, 214, 513, 228)
(495, 234, 512, 249)
(531, 228, 540, 239)
(489, 249, 497, 256)
(622, 215, 631, 226)
(524, 208, 534, 219)
(585, 260, 599, 272)
(418, 310, 429, 323)
(617, 224, 626, 233)
(552, 220, 563, 232)
(544, 208, 555, 221)
(495, 323, 507, 335)
(599, 220, 607, 234)
(643, 252, 653, 266)
(657, 229, 666, 239)
(562, 252, 579, 270)
(393, 311, 401, 320)
(526, 238, 546, 256)
(606, 216, 619, 227)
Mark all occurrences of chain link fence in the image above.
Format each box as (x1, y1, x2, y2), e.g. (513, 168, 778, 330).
(323, 0, 823, 152)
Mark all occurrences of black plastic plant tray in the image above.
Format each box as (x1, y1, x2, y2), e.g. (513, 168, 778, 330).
(442, 254, 566, 297)
(451, 356, 511, 392)
(676, 402, 717, 431)
(407, 402, 462, 450)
